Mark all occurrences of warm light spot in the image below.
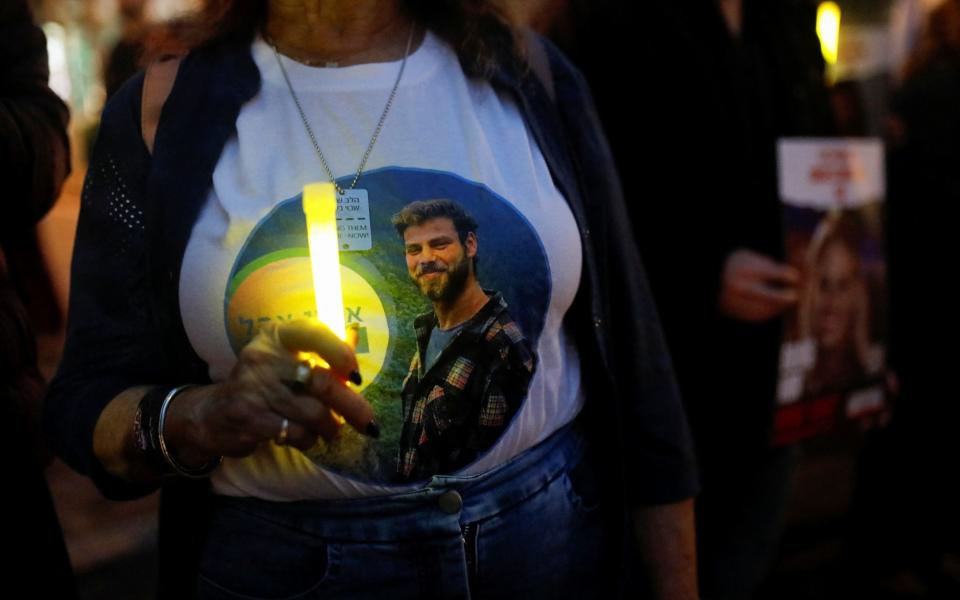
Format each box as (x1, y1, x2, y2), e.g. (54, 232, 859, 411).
(42, 22, 70, 102)
(816, 2, 842, 66)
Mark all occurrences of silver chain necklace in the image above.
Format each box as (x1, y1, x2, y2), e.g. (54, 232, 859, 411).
(267, 24, 416, 195)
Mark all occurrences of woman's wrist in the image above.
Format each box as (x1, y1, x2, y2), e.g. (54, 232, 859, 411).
(159, 384, 223, 472)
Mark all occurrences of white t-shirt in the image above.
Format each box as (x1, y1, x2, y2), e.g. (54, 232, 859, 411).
(179, 30, 584, 499)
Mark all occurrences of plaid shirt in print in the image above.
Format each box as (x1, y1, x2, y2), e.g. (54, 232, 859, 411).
(396, 291, 537, 481)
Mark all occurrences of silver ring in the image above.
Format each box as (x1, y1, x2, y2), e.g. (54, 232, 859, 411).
(276, 417, 290, 446)
(287, 361, 313, 394)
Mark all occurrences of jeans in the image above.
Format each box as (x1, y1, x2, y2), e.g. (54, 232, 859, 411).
(197, 421, 604, 599)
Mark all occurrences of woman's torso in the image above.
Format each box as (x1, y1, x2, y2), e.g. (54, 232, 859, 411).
(179, 30, 585, 499)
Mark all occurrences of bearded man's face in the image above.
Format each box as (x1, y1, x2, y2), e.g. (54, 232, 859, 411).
(403, 217, 475, 304)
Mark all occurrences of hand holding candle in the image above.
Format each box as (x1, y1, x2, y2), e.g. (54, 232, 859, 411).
(161, 318, 377, 471)
(286, 183, 373, 437)
(154, 183, 378, 470)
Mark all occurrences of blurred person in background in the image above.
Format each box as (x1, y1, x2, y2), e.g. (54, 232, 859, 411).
(847, 0, 960, 595)
(104, 0, 149, 100)
(44, 0, 701, 598)
(0, 0, 75, 595)
(553, 0, 834, 598)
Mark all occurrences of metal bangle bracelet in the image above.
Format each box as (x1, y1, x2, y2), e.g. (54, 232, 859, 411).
(157, 384, 223, 478)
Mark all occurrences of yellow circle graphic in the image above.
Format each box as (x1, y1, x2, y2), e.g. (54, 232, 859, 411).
(226, 256, 390, 389)
(341, 265, 389, 391)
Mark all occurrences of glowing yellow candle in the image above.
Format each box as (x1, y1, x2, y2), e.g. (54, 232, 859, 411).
(816, 2, 841, 67)
(302, 182, 346, 340)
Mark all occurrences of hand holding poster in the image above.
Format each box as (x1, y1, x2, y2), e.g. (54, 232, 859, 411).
(774, 139, 889, 445)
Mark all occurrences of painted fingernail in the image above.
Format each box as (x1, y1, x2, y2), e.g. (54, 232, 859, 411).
(365, 420, 380, 439)
(349, 370, 363, 386)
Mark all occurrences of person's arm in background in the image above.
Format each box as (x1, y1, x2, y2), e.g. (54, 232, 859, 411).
(0, 0, 70, 237)
(718, 250, 800, 322)
(0, 4, 77, 597)
(0, 0, 71, 464)
(633, 501, 698, 599)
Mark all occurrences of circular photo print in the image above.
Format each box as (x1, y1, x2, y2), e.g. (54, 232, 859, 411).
(224, 168, 550, 484)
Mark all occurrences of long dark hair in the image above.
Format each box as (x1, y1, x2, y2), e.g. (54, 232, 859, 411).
(144, 0, 519, 76)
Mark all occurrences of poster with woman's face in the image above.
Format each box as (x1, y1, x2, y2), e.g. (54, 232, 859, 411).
(774, 139, 889, 445)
